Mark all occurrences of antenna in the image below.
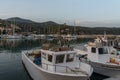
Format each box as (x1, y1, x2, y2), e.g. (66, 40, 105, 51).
(104, 31, 106, 39)
(58, 40, 61, 47)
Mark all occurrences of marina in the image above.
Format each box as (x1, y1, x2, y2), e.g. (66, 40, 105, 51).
(1, 0, 120, 80)
(0, 38, 111, 80)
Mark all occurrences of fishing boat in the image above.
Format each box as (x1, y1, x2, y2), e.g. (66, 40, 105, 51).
(75, 36, 120, 78)
(22, 44, 93, 80)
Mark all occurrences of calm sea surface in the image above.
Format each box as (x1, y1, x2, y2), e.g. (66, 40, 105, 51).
(0, 38, 108, 80)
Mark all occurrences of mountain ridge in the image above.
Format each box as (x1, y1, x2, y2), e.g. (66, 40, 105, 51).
(0, 17, 120, 35)
(5, 17, 36, 23)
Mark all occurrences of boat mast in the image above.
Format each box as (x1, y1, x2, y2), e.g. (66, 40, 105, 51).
(104, 31, 106, 39)
(74, 20, 76, 35)
(11, 19, 15, 35)
(11, 23, 14, 35)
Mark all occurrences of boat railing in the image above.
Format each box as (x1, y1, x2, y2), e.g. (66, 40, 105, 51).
(41, 62, 78, 74)
(89, 61, 120, 70)
(26, 53, 78, 74)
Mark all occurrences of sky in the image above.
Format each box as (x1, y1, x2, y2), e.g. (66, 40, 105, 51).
(0, 0, 120, 27)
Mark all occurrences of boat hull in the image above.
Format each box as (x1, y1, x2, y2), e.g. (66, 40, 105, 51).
(22, 53, 89, 80)
(89, 61, 120, 78)
(4, 35, 22, 39)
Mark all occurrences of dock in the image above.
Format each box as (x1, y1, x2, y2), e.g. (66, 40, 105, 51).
(103, 77, 120, 80)
(77, 35, 119, 38)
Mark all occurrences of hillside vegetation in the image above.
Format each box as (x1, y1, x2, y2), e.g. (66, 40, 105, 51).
(0, 17, 120, 35)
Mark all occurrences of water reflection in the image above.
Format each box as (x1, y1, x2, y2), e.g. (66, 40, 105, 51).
(0, 39, 43, 52)
(0, 39, 43, 80)
(0, 38, 93, 52)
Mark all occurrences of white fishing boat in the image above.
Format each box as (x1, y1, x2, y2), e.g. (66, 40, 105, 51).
(75, 36, 120, 78)
(22, 44, 93, 80)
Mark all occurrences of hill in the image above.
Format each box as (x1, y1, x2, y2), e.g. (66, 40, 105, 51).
(0, 17, 120, 35)
(6, 17, 35, 23)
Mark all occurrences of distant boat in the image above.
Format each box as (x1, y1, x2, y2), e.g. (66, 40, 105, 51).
(46, 34, 55, 41)
(23, 34, 35, 40)
(22, 44, 93, 80)
(4, 24, 22, 39)
(75, 36, 120, 78)
(6, 34, 22, 39)
(35, 34, 46, 40)
(62, 34, 77, 41)
(61, 22, 77, 41)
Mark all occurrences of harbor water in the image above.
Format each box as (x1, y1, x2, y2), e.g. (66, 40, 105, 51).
(0, 38, 108, 80)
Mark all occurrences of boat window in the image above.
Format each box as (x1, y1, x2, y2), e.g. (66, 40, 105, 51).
(91, 47, 96, 53)
(42, 52, 46, 59)
(111, 41, 113, 46)
(108, 41, 110, 46)
(98, 48, 103, 54)
(99, 48, 109, 54)
(108, 41, 113, 46)
(48, 54, 52, 62)
(66, 54, 74, 62)
(56, 55, 65, 64)
(103, 42, 107, 46)
(103, 48, 108, 54)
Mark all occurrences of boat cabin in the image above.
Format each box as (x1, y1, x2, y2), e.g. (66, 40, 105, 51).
(40, 47, 78, 72)
(86, 42, 117, 63)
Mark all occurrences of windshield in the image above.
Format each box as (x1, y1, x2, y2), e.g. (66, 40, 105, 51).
(98, 48, 108, 54)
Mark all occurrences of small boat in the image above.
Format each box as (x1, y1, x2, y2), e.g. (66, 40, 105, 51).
(39, 34, 46, 39)
(22, 44, 93, 80)
(5, 34, 22, 39)
(23, 34, 38, 40)
(62, 34, 77, 41)
(75, 36, 120, 78)
(46, 34, 55, 41)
